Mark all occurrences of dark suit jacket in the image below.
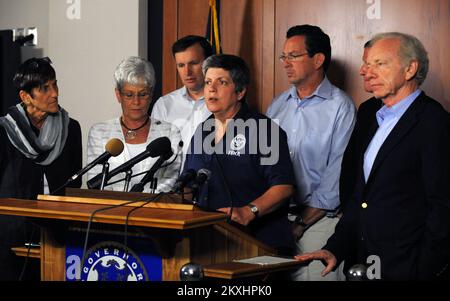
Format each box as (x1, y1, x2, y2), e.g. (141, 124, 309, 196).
(327, 92, 450, 280)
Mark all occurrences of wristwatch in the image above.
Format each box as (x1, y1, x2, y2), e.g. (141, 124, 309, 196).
(294, 215, 309, 228)
(247, 203, 259, 217)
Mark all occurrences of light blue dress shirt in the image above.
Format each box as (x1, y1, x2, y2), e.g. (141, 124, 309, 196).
(266, 77, 356, 212)
(363, 89, 421, 182)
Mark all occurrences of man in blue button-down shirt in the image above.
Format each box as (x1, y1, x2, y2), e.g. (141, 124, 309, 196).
(266, 25, 356, 281)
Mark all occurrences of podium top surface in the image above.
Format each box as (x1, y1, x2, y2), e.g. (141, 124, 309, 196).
(203, 259, 302, 279)
(0, 198, 227, 230)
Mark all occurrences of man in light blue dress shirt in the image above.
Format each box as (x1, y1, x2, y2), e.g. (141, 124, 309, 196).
(266, 25, 356, 281)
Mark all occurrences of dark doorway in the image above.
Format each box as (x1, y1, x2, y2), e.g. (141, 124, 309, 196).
(0, 30, 21, 116)
(147, 0, 163, 113)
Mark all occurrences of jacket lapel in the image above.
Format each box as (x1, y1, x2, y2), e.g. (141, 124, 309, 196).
(366, 92, 426, 183)
(357, 102, 381, 186)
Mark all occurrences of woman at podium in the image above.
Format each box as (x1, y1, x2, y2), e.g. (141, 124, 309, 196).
(184, 54, 296, 255)
(0, 57, 82, 280)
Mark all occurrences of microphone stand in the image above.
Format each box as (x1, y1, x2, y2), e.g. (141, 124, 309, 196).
(129, 155, 168, 193)
(151, 178, 158, 194)
(99, 162, 110, 191)
(123, 169, 133, 192)
(191, 185, 204, 205)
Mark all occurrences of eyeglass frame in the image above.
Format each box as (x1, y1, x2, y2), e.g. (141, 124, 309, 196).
(120, 90, 152, 101)
(278, 52, 310, 62)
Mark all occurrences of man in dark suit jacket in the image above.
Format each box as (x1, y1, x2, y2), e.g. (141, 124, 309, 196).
(295, 32, 450, 280)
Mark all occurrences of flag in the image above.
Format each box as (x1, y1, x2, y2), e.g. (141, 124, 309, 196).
(206, 0, 222, 54)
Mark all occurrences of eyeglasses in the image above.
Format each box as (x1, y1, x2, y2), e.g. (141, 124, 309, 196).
(278, 52, 309, 62)
(120, 91, 151, 101)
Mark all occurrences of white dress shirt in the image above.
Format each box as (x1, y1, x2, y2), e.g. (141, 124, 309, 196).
(151, 86, 211, 167)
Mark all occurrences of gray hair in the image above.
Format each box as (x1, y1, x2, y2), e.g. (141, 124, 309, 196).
(202, 54, 250, 95)
(114, 56, 156, 92)
(368, 32, 429, 85)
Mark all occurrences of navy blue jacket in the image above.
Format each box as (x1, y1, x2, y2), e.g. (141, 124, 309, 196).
(184, 103, 295, 253)
(327, 92, 450, 280)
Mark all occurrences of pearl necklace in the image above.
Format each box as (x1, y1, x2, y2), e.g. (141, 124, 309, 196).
(120, 117, 149, 140)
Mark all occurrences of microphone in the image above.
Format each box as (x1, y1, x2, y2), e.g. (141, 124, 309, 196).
(191, 168, 211, 191)
(172, 169, 196, 193)
(129, 148, 174, 192)
(71, 138, 124, 182)
(87, 136, 172, 189)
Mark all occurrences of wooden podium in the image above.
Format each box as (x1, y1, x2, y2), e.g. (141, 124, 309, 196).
(0, 188, 300, 281)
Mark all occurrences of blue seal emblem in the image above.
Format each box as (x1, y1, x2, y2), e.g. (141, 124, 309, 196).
(80, 241, 149, 281)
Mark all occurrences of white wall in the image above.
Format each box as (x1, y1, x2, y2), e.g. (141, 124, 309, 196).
(48, 0, 147, 161)
(0, 0, 148, 184)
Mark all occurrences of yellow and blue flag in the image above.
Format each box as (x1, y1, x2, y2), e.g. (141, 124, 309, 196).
(206, 0, 222, 54)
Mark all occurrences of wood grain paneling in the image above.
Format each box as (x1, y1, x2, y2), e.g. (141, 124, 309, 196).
(41, 229, 65, 280)
(178, 0, 210, 37)
(261, 0, 276, 113)
(163, 0, 449, 111)
(162, 0, 179, 94)
(221, 0, 263, 110)
(275, 0, 450, 109)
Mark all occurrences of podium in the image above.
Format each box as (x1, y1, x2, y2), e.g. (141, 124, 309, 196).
(0, 188, 294, 281)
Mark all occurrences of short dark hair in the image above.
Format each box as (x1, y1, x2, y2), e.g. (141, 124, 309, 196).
(202, 54, 250, 98)
(171, 35, 213, 59)
(13, 57, 56, 95)
(286, 24, 331, 72)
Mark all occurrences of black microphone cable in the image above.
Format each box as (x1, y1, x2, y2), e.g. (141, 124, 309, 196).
(18, 225, 37, 281)
(79, 197, 157, 274)
(122, 192, 166, 268)
(212, 152, 235, 222)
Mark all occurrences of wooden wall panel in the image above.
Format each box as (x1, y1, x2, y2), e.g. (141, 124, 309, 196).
(275, 0, 450, 110)
(162, 0, 178, 95)
(261, 0, 276, 113)
(275, 0, 370, 108)
(221, 0, 264, 110)
(163, 0, 449, 112)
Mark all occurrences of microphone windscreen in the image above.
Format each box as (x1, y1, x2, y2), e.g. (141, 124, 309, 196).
(146, 136, 172, 157)
(105, 138, 124, 157)
(198, 168, 211, 180)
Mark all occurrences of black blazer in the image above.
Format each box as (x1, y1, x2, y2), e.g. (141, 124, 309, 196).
(327, 92, 450, 280)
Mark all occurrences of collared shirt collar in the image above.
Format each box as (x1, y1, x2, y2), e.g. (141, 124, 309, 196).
(376, 89, 421, 126)
(181, 86, 205, 102)
(287, 76, 332, 102)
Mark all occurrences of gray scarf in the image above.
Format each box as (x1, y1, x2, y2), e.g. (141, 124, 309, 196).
(0, 103, 69, 165)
